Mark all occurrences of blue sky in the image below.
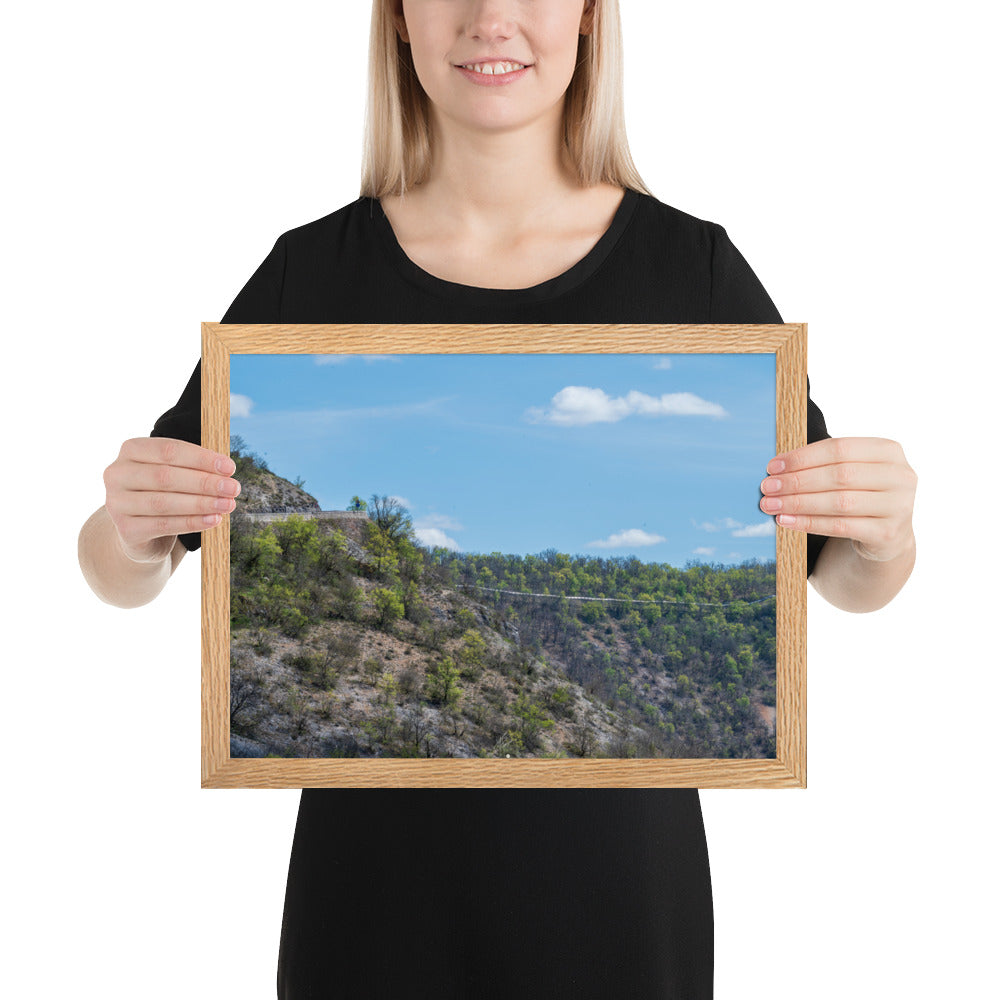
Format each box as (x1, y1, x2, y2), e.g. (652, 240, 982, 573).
(230, 353, 777, 567)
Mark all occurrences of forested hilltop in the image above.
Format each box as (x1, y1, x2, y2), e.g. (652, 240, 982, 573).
(228, 447, 778, 760)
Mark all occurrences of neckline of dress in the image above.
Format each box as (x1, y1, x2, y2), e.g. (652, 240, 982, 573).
(368, 187, 640, 304)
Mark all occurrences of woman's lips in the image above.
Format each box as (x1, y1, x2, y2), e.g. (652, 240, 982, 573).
(454, 64, 531, 87)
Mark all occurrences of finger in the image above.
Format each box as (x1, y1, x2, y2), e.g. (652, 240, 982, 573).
(761, 462, 901, 497)
(120, 437, 236, 477)
(112, 490, 239, 519)
(774, 512, 884, 541)
(115, 511, 228, 551)
(109, 460, 242, 500)
(767, 437, 904, 475)
(760, 490, 898, 519)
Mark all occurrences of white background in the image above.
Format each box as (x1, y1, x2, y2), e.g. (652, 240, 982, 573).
(4, 2, 996, 996)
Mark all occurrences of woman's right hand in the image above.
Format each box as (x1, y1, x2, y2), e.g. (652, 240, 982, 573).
(103, 437, 241, 562)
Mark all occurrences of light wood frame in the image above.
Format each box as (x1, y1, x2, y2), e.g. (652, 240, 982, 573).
(202, 323, 807, 789)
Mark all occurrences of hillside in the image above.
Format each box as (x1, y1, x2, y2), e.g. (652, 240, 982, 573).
(230, 435, 320, 513)
(227, 452, 778, 760)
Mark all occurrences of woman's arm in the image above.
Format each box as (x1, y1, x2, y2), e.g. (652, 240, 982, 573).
(807, 533, 916, 613)
(760, 437, 917, 613)
(78, 506, 188, 609)
(78, 437, 239, 609)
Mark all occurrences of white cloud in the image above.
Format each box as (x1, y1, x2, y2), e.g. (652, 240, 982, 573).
(414, 513, 463, 550)
(693, 517, 742, 533)
(731, 520, 775, 538)
(415, 513, 464, 532)
(314, 354, 400, 365)
(652, 357, 673, 370)
(695, 516, 768, 536)
(415, 528, 461, 551)
(587, 528, 666, 549)
(693, 546, 716, 557)
(230, 393, 253, 418)
(527, 386, 727, 426)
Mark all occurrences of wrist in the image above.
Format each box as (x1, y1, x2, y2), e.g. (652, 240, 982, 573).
(116, 529, 177, 566)
(850, 527, 916, 564)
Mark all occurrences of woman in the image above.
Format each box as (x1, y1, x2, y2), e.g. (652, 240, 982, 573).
(79, 1, 916, 995)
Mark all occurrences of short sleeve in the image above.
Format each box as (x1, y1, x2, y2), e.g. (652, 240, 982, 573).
(709, 225, 781, 324)
(217, 233, 287, 324)
(148, 234, 287, 552)
(710, 226, 832, 576)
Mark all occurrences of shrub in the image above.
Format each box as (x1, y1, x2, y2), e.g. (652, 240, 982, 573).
(279, 605, 310, 639)
(250, 630, 274, 657)
(402, 582, 430, 624)
(454, 608, 477, 631)
(544, 684, 574, 718)
(492, 729, 524, 758)
(372, 588, 404, 629)
(512, 692, 553, 752)
(332, 576, 362, 622)
(282, 650, 325, 676)
(230, 653, 264, 734)
(397, 664, 421, 698)
(426, 656, 461, 708)
(362, 658, 383, 686)
(324, 633, 361, 678)
(376, 670, 399, 706)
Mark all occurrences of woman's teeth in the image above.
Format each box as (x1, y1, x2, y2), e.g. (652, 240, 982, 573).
(461, 62, 526, 75)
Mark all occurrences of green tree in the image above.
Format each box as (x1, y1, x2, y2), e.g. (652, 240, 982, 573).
(512, 692, 552, 751)
(364, 521, 396, 579)
(372, 588, 404, 629)
(401, 580, 429, 624)
(318, 528, 349, 576)
(426, 656, 461, 707)
(368, 494, 413, 543)
(332, 575, 362, 621)
(396, 536, 423, 583)
(273, 515, 321, 579)
(376, 669, 399, 706)
(233, 525, 281, 578)
(458, 629, 487, 672)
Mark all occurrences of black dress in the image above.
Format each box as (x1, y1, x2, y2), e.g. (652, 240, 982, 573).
(152, 188, 830, 999)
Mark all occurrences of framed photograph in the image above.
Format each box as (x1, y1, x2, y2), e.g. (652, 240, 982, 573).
(201, 323, 807, 789)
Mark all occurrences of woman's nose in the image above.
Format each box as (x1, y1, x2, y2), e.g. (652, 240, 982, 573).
(464, 0, 518, 42)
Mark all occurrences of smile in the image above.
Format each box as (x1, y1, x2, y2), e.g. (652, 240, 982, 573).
(457, 61, 528, 75)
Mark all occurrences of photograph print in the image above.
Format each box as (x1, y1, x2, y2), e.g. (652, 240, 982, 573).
(226, 349, 782, 763)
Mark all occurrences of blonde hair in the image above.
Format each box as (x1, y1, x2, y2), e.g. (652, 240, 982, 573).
(360, 0, 651, 199)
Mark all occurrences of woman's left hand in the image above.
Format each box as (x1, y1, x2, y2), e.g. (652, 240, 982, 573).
(759, 437, 917, 562)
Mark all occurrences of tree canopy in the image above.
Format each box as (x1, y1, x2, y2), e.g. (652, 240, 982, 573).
(368, 494, 413, 542)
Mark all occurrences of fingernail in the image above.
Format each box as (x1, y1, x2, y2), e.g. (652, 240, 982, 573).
(215, 457, 235, 474)
(203, 514, 221, 526)
(767, 459, 785, 474)
(761, 497, 782, 512)
(761, 478, 782, 493)
(777, 514, 796, 526)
